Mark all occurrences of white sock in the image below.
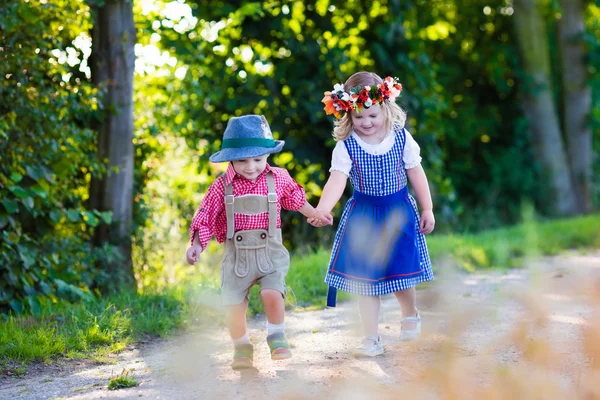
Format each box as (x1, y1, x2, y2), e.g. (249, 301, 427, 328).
(266, 321, 285, 336)
(232, 332, 250, 346)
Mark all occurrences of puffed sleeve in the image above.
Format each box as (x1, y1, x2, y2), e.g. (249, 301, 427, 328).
(403, 130, 422, 169)
(189, 178, 225, 249)
(329, 141, 352, 176)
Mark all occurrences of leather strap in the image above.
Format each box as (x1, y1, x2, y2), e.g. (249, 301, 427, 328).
(225, 181, 235, 239)
(224, 172, 278, 239)
(266, 172, 277, 237)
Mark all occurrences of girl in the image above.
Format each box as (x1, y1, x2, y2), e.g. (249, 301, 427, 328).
(308, 72, 435, 357)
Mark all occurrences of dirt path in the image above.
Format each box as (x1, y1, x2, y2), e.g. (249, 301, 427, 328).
(1, 251, 599, 399)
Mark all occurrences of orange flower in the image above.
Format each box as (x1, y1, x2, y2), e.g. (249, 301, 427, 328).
(322, 92, 338, 116)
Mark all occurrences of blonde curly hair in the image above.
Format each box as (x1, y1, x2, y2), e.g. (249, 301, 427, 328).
(332, 71, 406, 141)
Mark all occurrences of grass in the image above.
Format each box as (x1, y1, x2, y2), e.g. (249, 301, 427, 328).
(107, 368, 138, 390)
(1, 213, 599, 366)
(426, 212, 600, 271)
(0, 287, 197, 365)
(248, 212, 600, 314)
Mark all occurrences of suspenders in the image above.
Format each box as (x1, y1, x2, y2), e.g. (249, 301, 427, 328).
(224, 172, 277, 239)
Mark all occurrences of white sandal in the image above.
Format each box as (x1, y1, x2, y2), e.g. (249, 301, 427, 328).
(400, 311, 421, 342)
(352, 336, 384, 357)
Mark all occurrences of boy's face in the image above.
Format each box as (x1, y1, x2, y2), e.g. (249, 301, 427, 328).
(351, 103, 386, 138)
(231, 155, 268, 181)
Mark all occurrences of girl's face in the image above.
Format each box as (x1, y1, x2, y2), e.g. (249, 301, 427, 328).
(231, 155, 268, 181)
(350, 104, 387, 139)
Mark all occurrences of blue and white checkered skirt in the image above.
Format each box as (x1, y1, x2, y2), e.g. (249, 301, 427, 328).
(325, 187, 433, 306)
(324, 127, 434, 306)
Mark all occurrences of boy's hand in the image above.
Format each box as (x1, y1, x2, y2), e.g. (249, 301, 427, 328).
(307, 209, 333, 227)
(186, 244, 203, 265)
(420, 210, 435, 235)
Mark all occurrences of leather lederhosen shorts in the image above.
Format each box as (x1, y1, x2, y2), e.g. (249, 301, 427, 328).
(220, 228, 290, 305)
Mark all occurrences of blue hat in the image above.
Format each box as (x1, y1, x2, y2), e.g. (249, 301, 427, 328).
(209, 115, 285, 163)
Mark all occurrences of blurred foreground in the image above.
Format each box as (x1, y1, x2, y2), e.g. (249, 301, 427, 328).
(1, 251, 599, 399)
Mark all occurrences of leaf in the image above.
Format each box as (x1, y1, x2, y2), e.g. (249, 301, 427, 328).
(27, 296, 42, 315)
(25, 165, 44, 181)
(30, 186, 48, 198)
(37, 179, 50, 191)
(40, 282, 52, 295)
(9, 186, 29, 198)
(67, 209, 81, 222)
(2, 199, 18, 214)
(50, 210, 61, 222)
(55, 279, 90, 300)
(20, 252, 35, 269)
(7, 232, 20, 243)
(9, 299, 23, 315)
(22, 276, 36, 292)
(41, 166, 55, 183)
(95, 210, 113, 224)
(83, 211, 99, 227)
(23, 197, 34, 209)
(10, 173, 23, 182)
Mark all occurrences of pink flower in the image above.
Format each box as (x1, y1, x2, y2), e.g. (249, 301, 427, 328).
(384, 76, 402, 100)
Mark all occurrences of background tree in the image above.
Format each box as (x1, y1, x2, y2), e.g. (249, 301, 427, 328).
(513, 0, 578, 216)
(558, 0, 593, 213)
(88, 0, 136, 286)
(0, 0, 117, 314)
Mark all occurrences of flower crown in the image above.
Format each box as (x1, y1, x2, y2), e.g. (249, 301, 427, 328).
(321, 76, 403, 118)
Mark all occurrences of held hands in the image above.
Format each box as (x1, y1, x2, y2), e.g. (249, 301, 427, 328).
(186, 244, 203, 265)
(307, 209, 334, 228)
(420, 209, 435, 235)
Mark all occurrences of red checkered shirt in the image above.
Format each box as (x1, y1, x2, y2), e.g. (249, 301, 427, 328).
(189, 163, 307, 249)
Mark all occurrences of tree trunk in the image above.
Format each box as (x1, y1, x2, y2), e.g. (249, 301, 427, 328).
(558, 0, 593, 213)
(89, 0, 136, 285)
(512, 0, 578, 216)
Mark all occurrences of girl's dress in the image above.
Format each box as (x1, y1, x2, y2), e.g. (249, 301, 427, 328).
(325, 125, 434, 306)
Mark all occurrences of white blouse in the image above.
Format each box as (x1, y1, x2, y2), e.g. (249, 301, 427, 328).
(330, 129, 422, 176)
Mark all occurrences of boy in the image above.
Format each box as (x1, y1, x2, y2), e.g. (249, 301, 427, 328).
(187, 114, 331, 369)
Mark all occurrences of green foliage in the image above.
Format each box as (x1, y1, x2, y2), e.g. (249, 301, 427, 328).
(0, 1, 118, 314)
(143, 0, 594, 243)
(0, 287, 192, 363)
(427, 212, 600, 271)
(107, 369, 138, 390)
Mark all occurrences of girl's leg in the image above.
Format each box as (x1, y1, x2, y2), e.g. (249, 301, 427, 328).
(227, 299, 249, 340)
(393, 287, 418, 329)
(353, 296, 384, 357)
(358, 295, 381, 337)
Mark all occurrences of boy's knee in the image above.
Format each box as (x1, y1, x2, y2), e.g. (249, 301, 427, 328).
(260, 288, 283, 303)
